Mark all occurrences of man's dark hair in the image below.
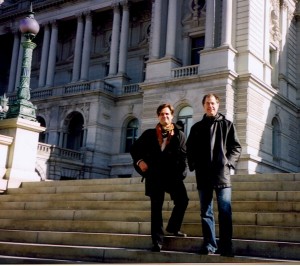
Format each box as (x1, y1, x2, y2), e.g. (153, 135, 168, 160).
(156, 103, 174, 116)
(202, 93, 220, 106)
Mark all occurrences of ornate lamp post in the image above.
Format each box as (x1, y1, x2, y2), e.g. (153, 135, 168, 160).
(6, 3, 40, 121)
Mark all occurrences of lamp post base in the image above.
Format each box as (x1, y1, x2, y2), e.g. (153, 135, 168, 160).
(6, 99, 37, 121)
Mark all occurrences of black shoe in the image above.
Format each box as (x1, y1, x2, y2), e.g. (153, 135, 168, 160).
(219, 246, 234, 257)
(166, 230, 187, 237)
(151, 243, 162, 252)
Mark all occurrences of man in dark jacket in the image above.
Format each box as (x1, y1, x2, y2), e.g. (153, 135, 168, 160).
(130, 103, 189, 252)
(186, 93, 241, 257)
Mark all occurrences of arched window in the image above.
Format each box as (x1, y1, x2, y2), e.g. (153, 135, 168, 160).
(36, 116, 46, 143)
(125, 118, 139, 153)
(271, 117, 280, 158)
(177, 106, 193, 137)
(65, 112, 84, 151)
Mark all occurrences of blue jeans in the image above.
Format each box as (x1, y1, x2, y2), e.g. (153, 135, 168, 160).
(198, 187, 233, 253)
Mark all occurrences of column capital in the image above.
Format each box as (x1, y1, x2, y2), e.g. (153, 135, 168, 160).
(280, 0, 288, 9)
(49, 20, 58, 27)
(83, 10, 92, 17)
(74, 12, 83, 19)
(40, 22, 50, 28)
(120, 0, 130, 10)
(112, 1, 120, 9)
(11, 27, 20, 34)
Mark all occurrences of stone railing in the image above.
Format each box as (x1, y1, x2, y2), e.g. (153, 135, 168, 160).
(37, 143, 84, 180)
(64, 82, 91, 94)
(31, 88, 53, 99)
(37, 143, 83, 161)
(171, 65, 199, 78)
(123, 83, 140, 94)
(37, 142, 52, 154)
(8, 79, 116, 102)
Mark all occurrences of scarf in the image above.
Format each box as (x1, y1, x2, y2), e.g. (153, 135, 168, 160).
(156, 123, 174, 148)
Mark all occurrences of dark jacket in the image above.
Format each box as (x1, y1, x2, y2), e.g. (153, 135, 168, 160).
(130, 124, 187, 197)
(186, 113, 241, 189)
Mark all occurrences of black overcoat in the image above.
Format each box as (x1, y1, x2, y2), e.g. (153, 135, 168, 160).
(186, 113, 241, 189)
(130, 124, 187, 197)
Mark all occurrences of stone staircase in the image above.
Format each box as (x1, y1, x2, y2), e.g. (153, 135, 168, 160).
(0, 173, 299, 263)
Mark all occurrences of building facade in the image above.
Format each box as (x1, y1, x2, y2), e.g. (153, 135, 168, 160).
(0, 0, 299, 180)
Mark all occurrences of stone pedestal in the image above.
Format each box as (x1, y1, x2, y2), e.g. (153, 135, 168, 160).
(145, 57, 181, 82)
(104, 74, 131, 95)
(199, 46, 237, 74)
(0, 117, 45, 188)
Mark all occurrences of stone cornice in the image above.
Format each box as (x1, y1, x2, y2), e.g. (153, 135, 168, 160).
(0, 0, 74, 22)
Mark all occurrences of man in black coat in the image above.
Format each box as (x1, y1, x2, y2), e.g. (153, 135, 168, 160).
(130, 103, 189, 252)
(186, 93, 241, 257)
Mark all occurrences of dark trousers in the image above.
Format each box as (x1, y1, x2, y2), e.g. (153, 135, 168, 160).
(150, 180, 189, 245)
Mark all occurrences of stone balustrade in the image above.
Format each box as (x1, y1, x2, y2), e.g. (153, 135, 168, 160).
(7, 79, 116, 102)
(38, 143, 82, 161)
(172, 65, 199, 78)
(123, 83, 140, 93)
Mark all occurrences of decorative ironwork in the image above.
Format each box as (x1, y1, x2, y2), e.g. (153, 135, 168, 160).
(6, 3, 40, 121)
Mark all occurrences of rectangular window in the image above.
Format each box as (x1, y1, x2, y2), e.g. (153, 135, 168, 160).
(191, 36, 205, 65)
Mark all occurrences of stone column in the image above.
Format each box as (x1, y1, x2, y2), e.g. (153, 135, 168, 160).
(263, 0, 271, 84)
(204, 0, 215, 49)
(279, 2, 288, 76)
(118, 1, 130, 74)
(38, 24, 50, 87)
(150, 0, 162, 59)
(83, 128, 87, 147)
(221, 0, 232, 46)
(58, 131, 64, 147)
(109, 4, 121, 75)
(72, 14, 84, 82)
(8, 30, 20, 93)
(46, 21, 58, 87)
(182, 33, 190, 66)
(80, 12, 92, 81)
(165, 0, 178, 57)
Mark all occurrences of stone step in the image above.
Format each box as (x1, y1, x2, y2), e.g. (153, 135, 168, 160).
(0, 229, 298, 261)
(17, 173, 300, 188)
(0, 219, 298, 242)
(232, 173, 300, 182)
(0, 241, 293, 263)
(0, 255, 82, 264)
(1, 190, 299, 202)
(0, 209, 298, 227)
(7, 181, 300, 194)
(0, 173, 299, 263)
(0, 199, 298, 212)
